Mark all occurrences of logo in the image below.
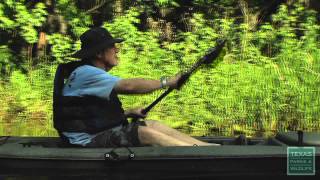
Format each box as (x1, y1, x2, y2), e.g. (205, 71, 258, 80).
(287, 147, 315, 176)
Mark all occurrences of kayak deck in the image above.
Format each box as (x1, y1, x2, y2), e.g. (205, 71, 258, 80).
(0, 133, 319, 178)
(0, 136, 288, 160)
(0, 134, 319, 160)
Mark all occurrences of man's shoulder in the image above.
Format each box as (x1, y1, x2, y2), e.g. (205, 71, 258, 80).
(75, 65, 105, 74)
(72, 65, 120, 81)
(71, 65, 111, 79)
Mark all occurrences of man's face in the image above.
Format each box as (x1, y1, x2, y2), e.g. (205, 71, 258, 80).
(98, 43, 120, 68)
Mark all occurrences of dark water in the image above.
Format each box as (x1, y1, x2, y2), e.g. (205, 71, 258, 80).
(0, 176, 194, 180)
(1, 177, 115, 180)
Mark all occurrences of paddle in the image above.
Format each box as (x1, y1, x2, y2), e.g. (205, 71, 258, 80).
(132, 39, 226, 121)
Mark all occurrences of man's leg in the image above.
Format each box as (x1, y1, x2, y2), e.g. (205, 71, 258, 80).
(137, 126, 192, 146)
(143, 120, 220, 146)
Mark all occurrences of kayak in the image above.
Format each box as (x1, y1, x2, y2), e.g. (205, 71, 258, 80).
(0, 131, 319, 179)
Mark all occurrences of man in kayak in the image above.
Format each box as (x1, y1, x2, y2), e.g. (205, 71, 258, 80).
(57, 27, 217, 148)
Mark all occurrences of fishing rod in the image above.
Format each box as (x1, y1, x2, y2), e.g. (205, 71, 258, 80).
(135, 39, 226, 119)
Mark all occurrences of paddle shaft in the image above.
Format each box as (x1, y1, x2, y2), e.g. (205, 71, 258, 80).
(142, 88, 173, 114)
(141, 53, 209, 115)
(135, 39, 226, 118)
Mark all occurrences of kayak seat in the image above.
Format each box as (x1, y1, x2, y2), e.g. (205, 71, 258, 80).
(219, 134, 248, 145)
(234, 134, 248, 145)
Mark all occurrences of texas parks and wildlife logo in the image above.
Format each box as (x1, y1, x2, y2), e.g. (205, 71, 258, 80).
(287, 147, 315, 176)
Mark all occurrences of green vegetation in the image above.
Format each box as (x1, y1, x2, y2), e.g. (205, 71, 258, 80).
(0, 0, 319, 137)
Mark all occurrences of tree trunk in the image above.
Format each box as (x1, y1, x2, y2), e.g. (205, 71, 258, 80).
(114, 0, 123, 16)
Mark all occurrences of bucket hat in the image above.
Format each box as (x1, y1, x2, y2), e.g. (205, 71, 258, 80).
(71, 27, 124, 59)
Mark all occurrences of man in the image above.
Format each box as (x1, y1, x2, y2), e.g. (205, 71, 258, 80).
(56, 27, 217, 147)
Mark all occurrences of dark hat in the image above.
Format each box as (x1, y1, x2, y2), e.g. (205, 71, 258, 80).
(71, 27, 124, 59)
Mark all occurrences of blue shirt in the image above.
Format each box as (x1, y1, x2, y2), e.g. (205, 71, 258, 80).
(62, 65, 121, 146)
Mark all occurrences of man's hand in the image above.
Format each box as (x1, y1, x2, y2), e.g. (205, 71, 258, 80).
(167, 73, 183, 89)
(125, 107, 147, 119)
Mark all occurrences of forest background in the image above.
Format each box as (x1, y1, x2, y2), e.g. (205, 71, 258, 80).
(0, 0, 319, 137)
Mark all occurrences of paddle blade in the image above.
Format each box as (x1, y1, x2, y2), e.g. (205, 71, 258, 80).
(202, 39, 226, 64)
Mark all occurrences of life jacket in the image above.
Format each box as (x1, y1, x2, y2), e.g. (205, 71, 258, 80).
(53, 61, 128, 135)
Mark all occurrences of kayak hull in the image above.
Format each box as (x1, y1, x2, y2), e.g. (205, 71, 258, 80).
(1, 156, 290, 178)
(0, 133, 319, 179)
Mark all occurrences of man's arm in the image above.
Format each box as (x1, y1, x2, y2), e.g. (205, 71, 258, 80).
(114, 78, 161, 94)
(114, 75, 181, 94)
